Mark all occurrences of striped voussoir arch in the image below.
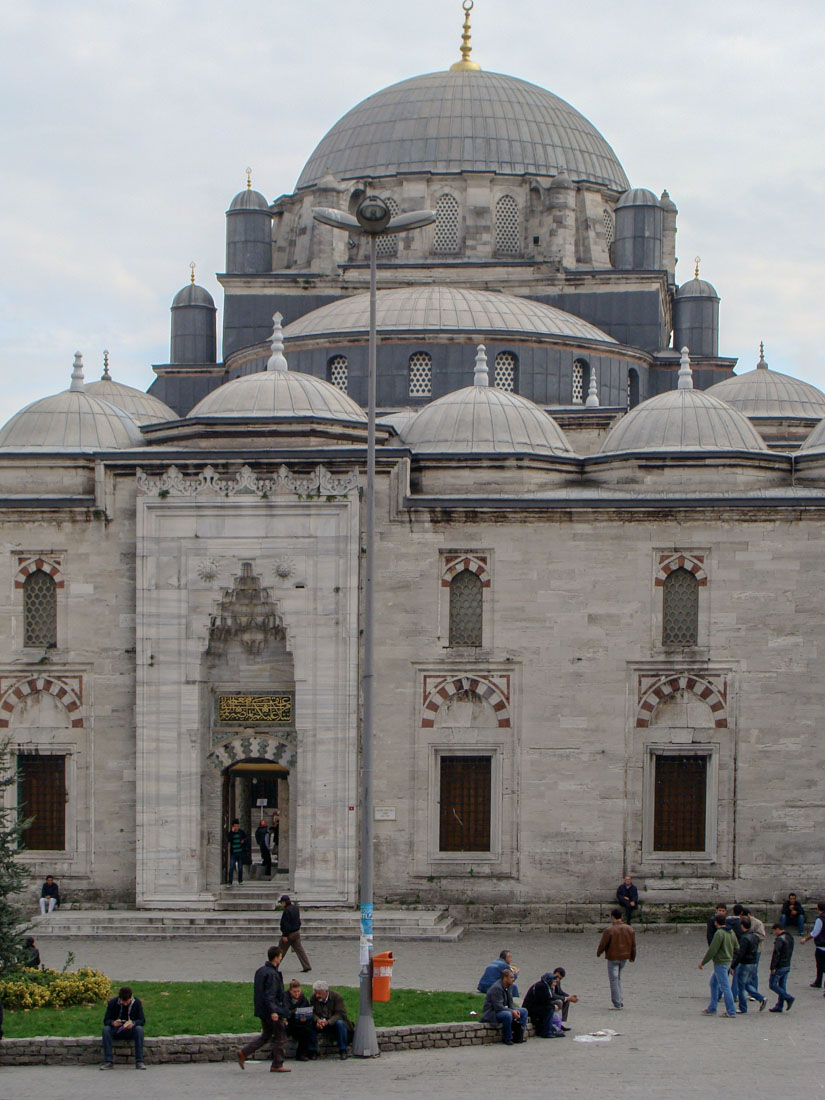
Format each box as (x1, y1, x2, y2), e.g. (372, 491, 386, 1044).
(654, 553, 706, 587)
(421, 674, 510, 728)
(0, 675, 82, 729)
(15, 556, 64, 589)
(441, 554, 490, 587)
(636, 673, 726, 729)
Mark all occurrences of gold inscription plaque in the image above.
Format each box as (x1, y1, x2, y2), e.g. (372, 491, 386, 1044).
(217, 693, 293, 724)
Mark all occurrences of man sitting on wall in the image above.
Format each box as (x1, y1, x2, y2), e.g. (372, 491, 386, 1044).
(780, 893, 806, 934)
(616, 876, 639, 924)
(39, 875, 60, 915)
(482, 968, 528, 1045)
(100, 986, 146, 1070)
(310, 981, 353, 1059)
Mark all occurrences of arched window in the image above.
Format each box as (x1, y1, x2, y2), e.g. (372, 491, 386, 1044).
(376, 197, 400, 257)
(495, 195, 520, 255)
(24, 570, 57, 648)
(408, 351, 432, 398)
(627, 367, 640, 409)
(449, 569, 483, 647)
(572, 358, 590, 405)
(662, 568, 699, 646)
(494, 351, 518, 392)
(328, 355, 348, 393)
(433, 194, 460, 254)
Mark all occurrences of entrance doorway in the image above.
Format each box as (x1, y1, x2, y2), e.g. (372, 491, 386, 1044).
(222, 761, 290, 883)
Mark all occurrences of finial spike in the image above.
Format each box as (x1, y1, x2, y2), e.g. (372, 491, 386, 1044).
(70, 351, 85, 392)
(585, 365, 600, 407)
(694, 255, 701, 279)
(267, 312, 288, 372)
(246, 167, 252, 190)
(102, 349, 110, 380)
(450, 0, 482, 71)
(473, 343, 489, 387)
(757, 341, 769, 369)
(678, 346, 694, 389)
(189, 260, 196, 285)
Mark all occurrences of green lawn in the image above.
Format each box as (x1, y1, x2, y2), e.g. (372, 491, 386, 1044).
(3, 982, 484, 1038)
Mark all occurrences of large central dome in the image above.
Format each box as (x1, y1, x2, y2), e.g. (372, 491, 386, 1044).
(296, 69, 629, 191)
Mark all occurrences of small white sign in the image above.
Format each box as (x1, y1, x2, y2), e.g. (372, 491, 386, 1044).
(256, 798, 268, 807)
(374, 807, 396, 821)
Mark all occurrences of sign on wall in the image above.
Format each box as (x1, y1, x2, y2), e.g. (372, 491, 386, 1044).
(215, 693, 294, 725)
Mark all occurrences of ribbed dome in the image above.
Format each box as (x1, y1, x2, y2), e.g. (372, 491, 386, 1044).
(296, 69, 629, 191)
(616, 187, 659, 208)
(228, 188, 269, 212)
(400, 347, 572, 455)
(600, 388, 767, 454)
(706, 363, 825, 421)
(676, 277, 719, 300)
(172, 282, 215, 309)
(0, 355, 145, 451)
(283, 286, 616, 344)
(86, 376, 177, 425)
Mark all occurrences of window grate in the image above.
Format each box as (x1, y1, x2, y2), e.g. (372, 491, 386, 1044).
(449, 569, 483, 646)
(433, 194, 460, 254)
(17, 754, 66, 850)
(495, 195, 520, 254)
(603, 208, 615, 247)
(662, 568, 699, 646)
(494, 352, 517, 392)
(439, 754, 491, 852)
(376, 197, 400, 257)
(653, 753, 707, 851)
(408, 352, 432, 397)
(24, 570, 57, 648)
(328, 355, 348, 392)
(572, 360, 585, 404)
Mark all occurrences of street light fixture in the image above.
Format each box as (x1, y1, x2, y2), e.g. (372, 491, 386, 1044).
(312, 196, 435, 1057)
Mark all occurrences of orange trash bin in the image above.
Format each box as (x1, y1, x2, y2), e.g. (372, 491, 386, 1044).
(372, 950, 395, 1002)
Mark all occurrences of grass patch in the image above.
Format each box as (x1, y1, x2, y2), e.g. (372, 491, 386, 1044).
(3, 982, 484, 1038)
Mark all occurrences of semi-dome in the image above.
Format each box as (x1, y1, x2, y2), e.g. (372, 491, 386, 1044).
(399, 345, 573, 455)
(600, 349, 767, 455)
(0, 354, 145, 451)
(86, 359, 177, 425)
(296, 69, 629, 192)
(706, 346, 825, 421)
(283, 286, 616, 344)
(189, 315, 366, 422)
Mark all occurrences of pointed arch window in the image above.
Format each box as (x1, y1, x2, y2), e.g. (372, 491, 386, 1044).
(662, 568, 699, 646)
(449, 569, 483, 647)
(433, 194, 460, 254)
(495, 195, 520, 255)
(24, 570, 57, 648)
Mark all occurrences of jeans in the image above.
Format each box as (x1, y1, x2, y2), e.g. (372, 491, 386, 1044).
(813, 947, 825, 987)
(780, 913, 804, 934)
(607, 959, 627, 1007)
(708, 964, 736, 1015)
(769, 966, 792, 1008)
(312, 1018, 349, 1051)
(102, 1025, 144, 1063)
(736, 963, 764, 1010)
(228, 851, 244, 884)
(495, 1007, 528, 1043)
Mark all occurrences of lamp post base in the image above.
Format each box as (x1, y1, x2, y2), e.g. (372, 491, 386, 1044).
(352, 1011, 380, 1058)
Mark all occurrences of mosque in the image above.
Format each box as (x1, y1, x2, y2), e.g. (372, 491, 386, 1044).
(3, 3, 825, 914)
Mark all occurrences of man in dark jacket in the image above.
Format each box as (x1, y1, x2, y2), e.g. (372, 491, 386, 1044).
(310, 980, 354, 1059)
(800, 900, 825, 989)
(39, 875, 60, 915)
(706, 903, 728, 945)
(285, 978, 315, 1061)
(731, 916, 767, 1012)
(616, 876, 639, 924)
(226, 819, 247, 886)
(279, 895, 311, 972)
(780, 893, 805, 934)
(100, 986, 146, 1069)
(768, 922, 795, 1012)
(237, 945, 290, 1072)
(522, 972, 563, 1037)
(482, 968, 528, 1045)
(255, 819, 272, 876)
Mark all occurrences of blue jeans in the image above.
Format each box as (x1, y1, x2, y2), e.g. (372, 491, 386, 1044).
(495, 1007, 528, 1043)
(607, 959, 627, 1007)
(228, 851, 244, 884)
(102, 1025, 144, 1063)
(780, 913, 804, 934)
(769, 966, 792, 1007)
(736, 963, 764, 1010)
(708, 964, 736, 1015)
(310, 1018, 349, 1051)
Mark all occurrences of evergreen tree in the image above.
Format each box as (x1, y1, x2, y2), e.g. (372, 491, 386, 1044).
(0, 739, 30, 976)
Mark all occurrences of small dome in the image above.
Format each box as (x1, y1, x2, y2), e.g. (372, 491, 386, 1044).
(378, 408, 419, 435)
(676, 276, 719, 300)
(600, 389, 767, 455)
(706, 348, 825, 421)
(399, 345, 573, 455)
(172, 282, 215, 309)
(86, 361, 177, 425)
(0, 354, 145, 450)
(189, 314, 366, 423)
(616, 187, 659, 208)
(659, 189, 678, 212)
(228, 188, 269, 212)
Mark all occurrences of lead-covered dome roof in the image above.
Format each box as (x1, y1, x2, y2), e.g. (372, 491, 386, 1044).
(296, 70, 629, 191)
(86, 370, 177, 425)
(706, 349, 825, 421)
(284, 286, 616, 344)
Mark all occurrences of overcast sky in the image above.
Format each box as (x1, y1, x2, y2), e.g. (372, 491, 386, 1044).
(1, 0, 823, 424)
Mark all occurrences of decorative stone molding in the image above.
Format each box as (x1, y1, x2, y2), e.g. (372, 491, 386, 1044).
(14, 555, 64, 589)
(207, 732, 296, 771)
(441, 552, 491, 588)
(654, 553, 707, 587)
(0, 674, 83, 729)
(136, 464, 358, 499)
(636, 671, 727, 729)
(421, 672, 511, 728)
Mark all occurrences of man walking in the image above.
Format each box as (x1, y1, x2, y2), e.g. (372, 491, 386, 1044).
(226, 818, 247, 886)
(255, 819, 272, 877)
(237, 945, 290, 1072)
(596, 908, 636, 1009)
(800, 900, 825, 989)
(699, 912, 737, 1017)
(731, 916, 767, 1012)
(279, 894, 312, 972)
(768, 922, 795, 1012)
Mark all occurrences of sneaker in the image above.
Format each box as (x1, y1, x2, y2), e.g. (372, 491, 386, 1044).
(723, 1013, 737, 1018)
(339, 1050, 348, 1060)
(100, 1063, 114, 1070)
(768, 1006, 783, 1013)
(135, 1062, 146, 1070)
(701, 1009, 716, 1015)
(759, 999, 768, 1011)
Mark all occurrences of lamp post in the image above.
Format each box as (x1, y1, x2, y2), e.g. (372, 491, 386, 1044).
(312, 197, 435, 1056)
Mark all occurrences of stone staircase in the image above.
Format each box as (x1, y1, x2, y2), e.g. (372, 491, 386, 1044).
(31, 904, 464, 942)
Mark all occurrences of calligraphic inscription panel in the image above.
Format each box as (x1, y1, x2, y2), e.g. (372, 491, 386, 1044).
(216, 693, 293, 725)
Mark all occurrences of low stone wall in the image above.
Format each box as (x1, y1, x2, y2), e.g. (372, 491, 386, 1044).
(0, 1020, 527, 1066)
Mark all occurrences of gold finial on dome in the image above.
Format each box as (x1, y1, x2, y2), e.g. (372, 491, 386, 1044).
(694, 255, 701, 279)
(189, 261, 196, 285)
(450, 0, 482, 72)
(246, 167, 252, 190)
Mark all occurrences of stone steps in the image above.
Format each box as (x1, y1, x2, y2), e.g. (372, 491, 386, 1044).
(31, 906, 464, 942)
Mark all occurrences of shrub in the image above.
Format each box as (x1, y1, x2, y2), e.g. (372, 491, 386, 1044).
(0, 967, 111, 1010)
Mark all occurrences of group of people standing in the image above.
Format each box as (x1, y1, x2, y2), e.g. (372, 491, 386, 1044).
(226, 812, 281, 885)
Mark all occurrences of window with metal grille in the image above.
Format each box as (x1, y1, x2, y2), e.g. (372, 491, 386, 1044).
(439, 754, 491, 852)
(495, 195, 520, 255)
(627, 367, 640, 409)
(662, 568, 699, 646)
(494, 352, 517, 392)
(24, 570, 57, 648)
(328, 355, 348, 392)
(603, 208, 615, 247)
(408, 351, 432, 398)
(653, 753, 707, 852)
(376, 197, 399, 257)
(433, 194, 460, 254)
(449, 569, 483, 647)
(17, 753, 66, 850)
(572, 359, 590, 404)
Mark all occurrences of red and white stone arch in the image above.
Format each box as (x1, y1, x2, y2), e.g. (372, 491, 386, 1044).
(636, 671, 727, 729)
(441, 553, 491, 588)
(421, 672, 510, 728)
(0, 674, 83, 729)
(15, 555, 65, 589)
(654, 552, 707, 587)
